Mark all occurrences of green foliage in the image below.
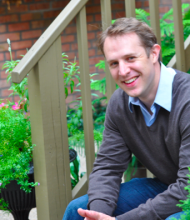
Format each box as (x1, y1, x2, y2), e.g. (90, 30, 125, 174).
(171, 167, 190, 220)
(2, 40, 29, 112)
(62, 53, 80, 98)
(136, 3, 190, 65)
(0, 103, 38, 210)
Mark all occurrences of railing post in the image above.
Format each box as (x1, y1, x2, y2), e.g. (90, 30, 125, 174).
(28, 36, 72, 220)
(101, 0, 116, 101)
(125, 0, 136, 18)
(172, 0, 186, 71)
(76, 6, 95, 179)
(149, 0, 162, 61)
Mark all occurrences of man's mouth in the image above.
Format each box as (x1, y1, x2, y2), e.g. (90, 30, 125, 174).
(124, 76, 138, 84)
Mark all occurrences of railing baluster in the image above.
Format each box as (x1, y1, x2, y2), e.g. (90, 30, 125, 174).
(76, 6, 95, 179)
(101, 0, 116, 101)
(172, 0, 186, 71)
(125, 0, 135, 18)
(149, 0, 162, 60)
(28, 36, 71, 220)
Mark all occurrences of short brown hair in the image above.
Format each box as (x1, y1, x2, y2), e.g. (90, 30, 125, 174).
(98, 17, 159, 60)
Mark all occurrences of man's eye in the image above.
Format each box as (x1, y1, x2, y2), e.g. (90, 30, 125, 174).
(110, 62, 118, 67)
(128, 57, 135, 61)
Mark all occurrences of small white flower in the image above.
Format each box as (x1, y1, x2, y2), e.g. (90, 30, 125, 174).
(8, 47, 11, 52)
(7, 38, 10, 45)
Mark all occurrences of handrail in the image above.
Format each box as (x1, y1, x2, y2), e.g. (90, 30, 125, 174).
(167, 35, 190, 70)
(11, 0, 88, 83)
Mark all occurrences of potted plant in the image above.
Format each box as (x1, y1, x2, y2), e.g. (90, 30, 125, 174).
(0, 101, 39, 220)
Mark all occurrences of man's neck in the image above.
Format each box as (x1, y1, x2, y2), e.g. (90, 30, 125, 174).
(139, 62, 161, 111)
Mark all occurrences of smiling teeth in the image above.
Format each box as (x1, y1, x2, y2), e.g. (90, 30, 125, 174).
(125, 77, 138, 84)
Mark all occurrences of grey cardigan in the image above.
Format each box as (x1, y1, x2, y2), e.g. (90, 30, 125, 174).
(88, 69, 190, 220)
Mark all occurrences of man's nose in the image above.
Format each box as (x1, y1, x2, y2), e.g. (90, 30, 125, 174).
(119, 62, 130, 76)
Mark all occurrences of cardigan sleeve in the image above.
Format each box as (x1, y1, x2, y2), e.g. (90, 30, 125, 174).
(87, 92, 131, 215)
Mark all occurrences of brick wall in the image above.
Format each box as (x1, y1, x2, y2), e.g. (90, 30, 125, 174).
(0, 0, 190, 103)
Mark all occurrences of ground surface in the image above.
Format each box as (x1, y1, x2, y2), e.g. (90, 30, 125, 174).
(0, 208, 37, 220)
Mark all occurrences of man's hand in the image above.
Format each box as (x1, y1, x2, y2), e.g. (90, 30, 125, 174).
(78, 208, 116, 220)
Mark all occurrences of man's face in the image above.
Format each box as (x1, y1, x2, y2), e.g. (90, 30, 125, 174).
(104, 32, 160, 107)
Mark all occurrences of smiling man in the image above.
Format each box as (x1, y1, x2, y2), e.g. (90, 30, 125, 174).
(63, 18, 190, 220)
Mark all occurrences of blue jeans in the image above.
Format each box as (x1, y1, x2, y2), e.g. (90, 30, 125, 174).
(63, 178, 184, 220)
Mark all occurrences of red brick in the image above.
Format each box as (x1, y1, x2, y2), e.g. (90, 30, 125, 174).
(16, 49, 28, 59)
(20, 13, 32, 21)
(24, 0, 33, 2)
(88, 32, 95, 40)
(0, 43, 9, 52)
(31, 20, 51, 29)
(159, 6, 170, 14)
(87, 6, 101, 14)
(0, 79, 10, 88)
(88, 49, 96, 57)
(5, 51, 16, 61)
(0, 7, 6, 14)
(71, 43, 78, 51)
(8, 22, 30, 32)
(87, 23, 100, 31)
(65, 26, 76, 34)
(91, 41, 98, 48)
(22, 30, 42, 39)
(66, 52, 77, 60)
(8, 4, 28, 13)
(1, 70, 7, 79)
(115, 11, 125, 18)
(160, 0, 171, 4)
(43, 10, 61, 19)
(62, 44, 70, 52)
(87, 15, 94, 23)
(0, 14, 19, 23)
(0, 33, 20, 43)
(11, 40, 32, 50)
(89, 57, 103, 66)
(135, 2, 142, 8)
(29, 3, 50, 10)
(52, 1, 68, 8)
(90, 66, 96, 73)
(0, 53, 4, 61)
(1, 89, 12, 97)
(143, 1, 149, 7)
(95, 14, 101, 21)
(0, 25, 6, 33)
(61, 35, 75, 43)
(113, 3, 124, 10)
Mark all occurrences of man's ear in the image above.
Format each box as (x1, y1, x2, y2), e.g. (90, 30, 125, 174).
(151, 44, 161, 63)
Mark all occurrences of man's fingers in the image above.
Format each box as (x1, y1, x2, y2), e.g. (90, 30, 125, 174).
(78, 208, 100, 219)
(78, 208, 86, 217)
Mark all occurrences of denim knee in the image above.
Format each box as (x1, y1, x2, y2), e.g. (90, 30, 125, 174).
(63, 194, 88, 220)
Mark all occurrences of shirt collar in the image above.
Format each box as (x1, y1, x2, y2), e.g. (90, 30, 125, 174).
(128, 63, 176, 112)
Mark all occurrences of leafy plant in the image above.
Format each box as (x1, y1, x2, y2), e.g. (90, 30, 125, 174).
(2, 39, 29, 112)
(171, 167, 190, 220)
(136, 3, 190, 66)
(0, 102, 39, 210)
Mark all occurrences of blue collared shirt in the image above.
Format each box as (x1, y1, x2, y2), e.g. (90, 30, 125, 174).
(128, 63, 176, 126)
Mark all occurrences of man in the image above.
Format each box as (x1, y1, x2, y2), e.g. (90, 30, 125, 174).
(63, 17, 190, 220)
